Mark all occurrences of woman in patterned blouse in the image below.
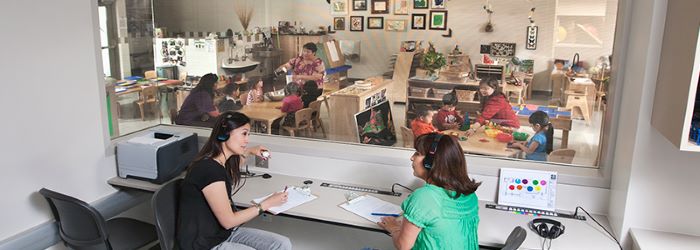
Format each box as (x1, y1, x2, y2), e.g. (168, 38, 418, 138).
(279, 42, 325, 91)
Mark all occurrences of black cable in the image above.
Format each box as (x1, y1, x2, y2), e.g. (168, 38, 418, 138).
(391, 183, 414, 193)
(232, 172, 247, 196)
(575, 206, 623, 250)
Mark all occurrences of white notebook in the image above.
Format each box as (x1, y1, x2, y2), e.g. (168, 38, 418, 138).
(252, 186, 317, 215)
(339, 195, 402, 223)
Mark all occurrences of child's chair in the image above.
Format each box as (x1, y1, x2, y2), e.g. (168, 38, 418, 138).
(308, 100, 326, 138)
(137, 85, 160, 120)
(400, 126, 414, 148)
(282, 108, 314, 137)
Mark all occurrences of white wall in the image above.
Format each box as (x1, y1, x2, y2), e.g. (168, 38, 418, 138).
(608, 0, 700, 244)
(0, 0, 117, 240)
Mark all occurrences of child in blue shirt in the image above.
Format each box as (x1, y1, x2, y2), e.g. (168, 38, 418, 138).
(512, 111, 553, 161)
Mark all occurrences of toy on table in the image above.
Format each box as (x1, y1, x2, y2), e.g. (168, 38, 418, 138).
(479, 138, 490, 143)
(512, 131, 530, 141)
(495, 133, 513, 143)
(484, 129, 501, 138)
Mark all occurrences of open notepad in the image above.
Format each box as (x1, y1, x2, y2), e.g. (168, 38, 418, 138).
(339, 195, 402, 223)
(252, 187, 317, 215)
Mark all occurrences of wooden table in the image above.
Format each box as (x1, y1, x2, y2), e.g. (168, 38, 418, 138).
(115, 80, 183, 96)
(443, 129, 518, 158)
(238, 101, 285, 134)
(512, 105, 573, 148)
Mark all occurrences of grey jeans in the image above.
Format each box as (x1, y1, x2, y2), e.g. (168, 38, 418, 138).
(211, 227, 292, 250)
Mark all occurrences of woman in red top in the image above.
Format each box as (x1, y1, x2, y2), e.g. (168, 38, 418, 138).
(279, 43, 325, 90)
(467, 77, 520, 135)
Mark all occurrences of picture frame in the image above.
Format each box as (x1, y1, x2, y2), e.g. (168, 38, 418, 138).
(350, 16, 364, 31)
(393, 0, 409, 15)
(411, 13, 426, 30)
(371, 0, 389, 14)
(413, 0, 428, 9)
(429, 10, 447, 30)
(355, 100, 396, 146)
(367, 17, 384, 29)
(430, 0, 445, 9)
(331, 0, 349, 15)
(334, 17, 346, 31)
(526, 26, 538, 50)
(490, 42, 517, 57)
(386, 19, 407, 32)
(400, 41, 417, 52)
(352, 0, 367, 11)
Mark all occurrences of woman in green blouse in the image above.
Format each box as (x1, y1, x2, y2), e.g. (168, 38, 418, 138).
(378, 133, 481, 250)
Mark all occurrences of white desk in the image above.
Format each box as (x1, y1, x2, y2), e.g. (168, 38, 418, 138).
(108, 173, 619, 249)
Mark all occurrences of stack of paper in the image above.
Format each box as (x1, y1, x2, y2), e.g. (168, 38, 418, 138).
(253, 187, 317, 215)
(339, 195, 402, 223)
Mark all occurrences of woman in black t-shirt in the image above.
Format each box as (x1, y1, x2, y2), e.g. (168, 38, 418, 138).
(178, 111, 291, 250)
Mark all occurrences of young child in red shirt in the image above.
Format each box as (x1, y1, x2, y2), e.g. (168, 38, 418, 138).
(434, 92, 464, 131)
(411, 108, 439, 137)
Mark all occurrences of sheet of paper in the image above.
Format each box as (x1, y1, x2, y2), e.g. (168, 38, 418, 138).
(127, 136, 162, 145)
(326, 41, 340, 62)
(252, 186, 317, 215)
(339, 195, 402, 223)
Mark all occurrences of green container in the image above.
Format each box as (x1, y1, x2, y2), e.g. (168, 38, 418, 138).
(513, 132, 529, 141)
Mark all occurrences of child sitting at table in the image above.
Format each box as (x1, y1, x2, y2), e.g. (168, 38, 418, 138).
(271, 83, 304, 135)
(218, 83, 243, 112)
(434, 92, 464, 131)
(246, 76, 264, 105)
(301, 80, 322, 108)
(511, 111, 553, 161)
(411, 108, 439, 137)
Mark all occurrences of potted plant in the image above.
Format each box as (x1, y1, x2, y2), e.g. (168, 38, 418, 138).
(421, 42, 446, 79)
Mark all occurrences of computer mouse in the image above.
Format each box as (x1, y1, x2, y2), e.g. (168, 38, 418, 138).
(262, 173, 272, 179)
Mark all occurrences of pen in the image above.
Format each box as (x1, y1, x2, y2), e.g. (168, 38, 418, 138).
(284, 186, 288, 192)
(371, 213, 400, 217)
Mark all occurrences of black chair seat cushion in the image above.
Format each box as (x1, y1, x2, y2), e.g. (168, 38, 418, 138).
(105, 217, 158, 250)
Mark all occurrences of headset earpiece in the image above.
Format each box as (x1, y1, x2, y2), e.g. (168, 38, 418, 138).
(423, 133, 443, 169)
(216, 134, 230, 142)
(216, 113, 235, 142)
(549, 225, 562, 239)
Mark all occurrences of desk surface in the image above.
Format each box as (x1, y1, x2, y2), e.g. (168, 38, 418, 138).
(109, 173, 619, 249)
(238, 101, 286, 124)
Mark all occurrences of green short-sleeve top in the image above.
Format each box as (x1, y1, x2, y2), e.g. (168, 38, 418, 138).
(401, 183, 479, 250)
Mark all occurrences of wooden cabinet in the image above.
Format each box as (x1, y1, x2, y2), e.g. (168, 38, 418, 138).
(651, 0, 700, 152)
(406, 78, 481, 127)
(329, 80, 391, 143)
(275, 35, 327, 63)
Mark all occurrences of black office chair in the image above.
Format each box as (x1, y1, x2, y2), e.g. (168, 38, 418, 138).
(501, 226, 527, 250)
(151, 179, 182, 250)
(39, 188, 158, 250)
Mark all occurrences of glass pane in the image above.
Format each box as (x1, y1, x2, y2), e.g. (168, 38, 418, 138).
(98, 6, 109, 48)
(101, 48, 111, 77)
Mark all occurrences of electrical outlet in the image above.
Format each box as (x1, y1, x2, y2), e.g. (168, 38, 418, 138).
(255, 155, 269, 168)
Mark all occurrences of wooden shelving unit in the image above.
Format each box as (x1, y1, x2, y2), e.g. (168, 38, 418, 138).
(405, 77, 481, 127)
(651, 0, 700, 152)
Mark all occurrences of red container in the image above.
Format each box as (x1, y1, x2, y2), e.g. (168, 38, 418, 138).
(496, 133, 513, 143)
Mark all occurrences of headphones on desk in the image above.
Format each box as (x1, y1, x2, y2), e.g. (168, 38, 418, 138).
(422, 133, 444, 169)
(529, 218, 565, 240)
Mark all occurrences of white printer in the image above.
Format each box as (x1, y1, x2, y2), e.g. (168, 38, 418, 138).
(117, 129, 198, 184)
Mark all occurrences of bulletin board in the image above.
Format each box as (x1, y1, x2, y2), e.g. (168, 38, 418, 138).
(185, 38, 217, 77)
(497, 168, 558, 211)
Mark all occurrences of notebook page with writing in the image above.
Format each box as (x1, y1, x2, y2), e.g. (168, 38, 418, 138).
(252, 187, 317, 215)
(339, 195, 402, 223)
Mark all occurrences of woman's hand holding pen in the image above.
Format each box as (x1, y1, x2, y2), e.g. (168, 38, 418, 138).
(261, 190, 288, 210)
(378, 216, 402, 235)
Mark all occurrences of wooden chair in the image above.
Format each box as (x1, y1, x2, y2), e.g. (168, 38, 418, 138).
(503, 83, 525, 105)
(137, 85, 160, 120)
(178, 71, 187, 82)
(400, 126, 414, 148)
(595, 80, 607, 111)
(282, 108, 313, 137)
(308, 100, 326, 138)
(240, 90, 249, 106)
(144, 70, 157, 79)
(564, 91, 590, 125)
(548, 149, 576, 164)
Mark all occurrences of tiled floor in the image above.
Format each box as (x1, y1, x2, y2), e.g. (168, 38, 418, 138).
(116, 92, 604, 167)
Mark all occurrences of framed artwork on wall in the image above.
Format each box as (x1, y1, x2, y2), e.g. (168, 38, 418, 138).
(430, 0, 445, 9)
(386, 19, 407, 32)
(394, 0, 409, 15)
(413, 0, 428, 9)
(429, 10, 447, 30)
(367, 17, 384, 29)
(411, 14, 426, 29)
(331, 0, 349, 15)
(371, 0, 389, 14)
(490, 42, 517, 57)
(526, 26, 538, 50)
(334, 17, 346, 31)
(353, 0, 367, 11)
(350, 16, 364, 31)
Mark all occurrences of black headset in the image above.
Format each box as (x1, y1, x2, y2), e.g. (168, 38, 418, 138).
(423, 133, 443, 169)
(529, 218, 565, 240)
(216, 113, 237, 142)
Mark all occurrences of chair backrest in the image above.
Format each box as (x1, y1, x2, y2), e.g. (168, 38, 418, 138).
(240, 90, 249, 106)
(39, 188, 111, 249)
(145, 70, 157, 79)
(293, 108, 314, 128)
(141, 85, 159, 102)
(501, 226, 527, 250)
(308, 100, 323, 118)
(152, 179, 182, 250)
(548, 149, 576, 164)
(400, 126, 414, 148)
(178, 71, 187, 82)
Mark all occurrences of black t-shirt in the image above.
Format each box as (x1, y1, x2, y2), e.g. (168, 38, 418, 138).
(177, 158, 233, 250)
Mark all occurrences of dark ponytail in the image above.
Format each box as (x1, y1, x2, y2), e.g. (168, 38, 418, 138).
(529, 111, 553, 154)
